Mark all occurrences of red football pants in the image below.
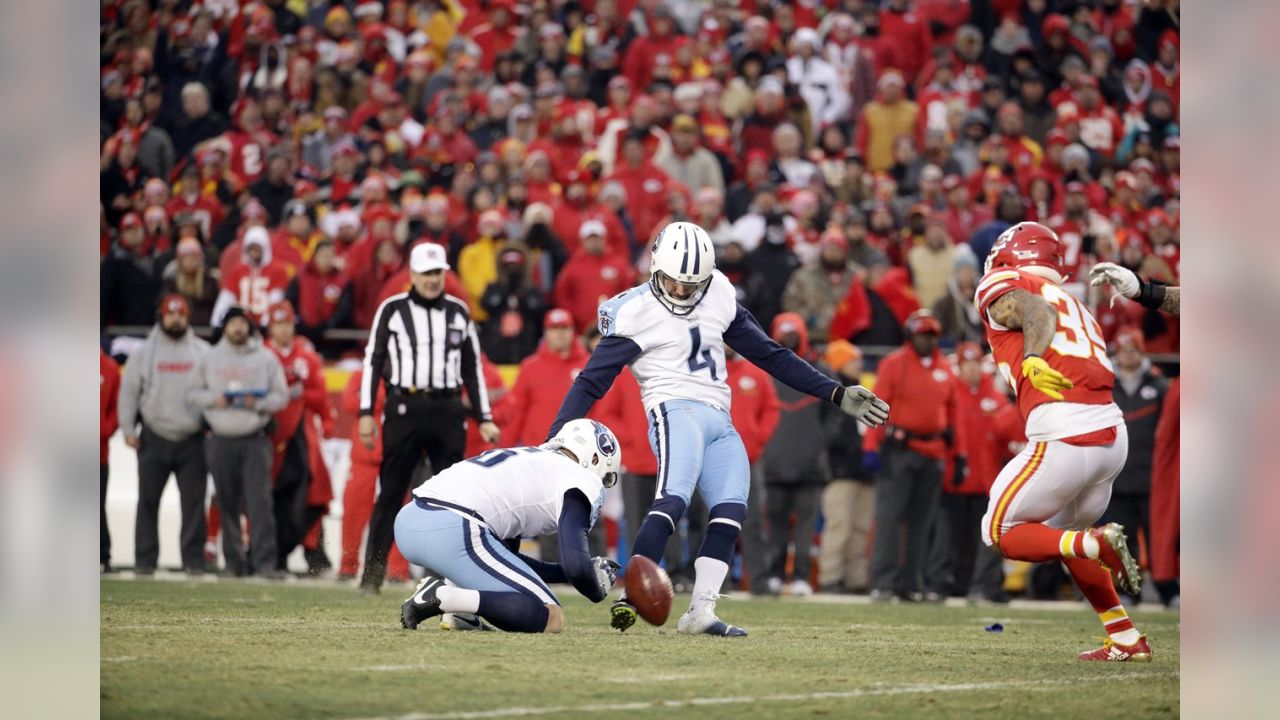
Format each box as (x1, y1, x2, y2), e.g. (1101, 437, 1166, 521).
(341, 460, 408, 579)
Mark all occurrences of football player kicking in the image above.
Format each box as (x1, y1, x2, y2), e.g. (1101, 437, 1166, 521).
(397, 419, 623, 634)
(976, 222, 1151, 661)
(548, 222, 890, 637)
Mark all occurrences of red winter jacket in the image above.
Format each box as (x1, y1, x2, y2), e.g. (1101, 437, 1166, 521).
(604, 161, 671, 244)
(947, 375, 1025, 495)
(594, 368, 657, 476)
(293, 260, 351, 328)
(101, 349, 120, 465)
(553, 252, 634, 333)
(267, 338, 328, 468)
(727, 357, 781, 464)
(343, 369, 383, 466)
(879, 7, 933, 82)
(500, 341, 591, 448)
(863, 345, 962, 461)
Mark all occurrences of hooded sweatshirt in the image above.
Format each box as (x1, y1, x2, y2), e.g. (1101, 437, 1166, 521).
(118, 325, 211, 441)
(212, 227, 289, 325)
(187, 334, 289, 437)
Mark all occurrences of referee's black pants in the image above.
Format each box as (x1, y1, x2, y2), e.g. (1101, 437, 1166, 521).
(361, 393, 466, 590)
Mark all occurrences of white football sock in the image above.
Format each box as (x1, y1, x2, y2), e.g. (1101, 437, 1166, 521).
(437, 586, 480, 614)
(1082, 532, 1101, 559)
(1110, 627, 1142, 646)
(690, 556, 729, 611)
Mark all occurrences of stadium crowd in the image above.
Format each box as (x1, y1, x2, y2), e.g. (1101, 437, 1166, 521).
(100, 0, 1180, 604)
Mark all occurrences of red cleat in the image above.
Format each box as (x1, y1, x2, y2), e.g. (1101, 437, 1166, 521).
(1089, 523, 1142, 595)
(1078, 636, 1153, 662)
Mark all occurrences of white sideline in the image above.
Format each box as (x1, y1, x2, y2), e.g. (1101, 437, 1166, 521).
(345, 671, 1178, 720)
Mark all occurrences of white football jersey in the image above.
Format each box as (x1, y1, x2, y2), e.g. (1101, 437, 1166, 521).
(412, 446, 605, 540)
(597, 270, 738, 413)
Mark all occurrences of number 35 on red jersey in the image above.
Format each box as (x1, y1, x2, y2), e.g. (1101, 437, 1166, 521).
(975, 269, 1117, 426)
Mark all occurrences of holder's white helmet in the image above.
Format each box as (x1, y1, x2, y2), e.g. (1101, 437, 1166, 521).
(544, 419, 621, 487)
(649, 221, 715, 316)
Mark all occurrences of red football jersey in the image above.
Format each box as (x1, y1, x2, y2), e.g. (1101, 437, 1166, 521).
(222, 261, 290, 322)
(975, 268, 1118, 432)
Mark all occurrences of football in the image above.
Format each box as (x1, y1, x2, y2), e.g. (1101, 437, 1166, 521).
(624, 555, 674, 626)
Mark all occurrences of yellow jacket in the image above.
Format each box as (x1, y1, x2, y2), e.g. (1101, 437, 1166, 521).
(457, 236, 500, 322)
(858, 99, 919, 173)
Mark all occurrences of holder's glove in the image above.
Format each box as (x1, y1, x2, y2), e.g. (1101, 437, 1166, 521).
(838, 385, 890, 427)
(1022, 355, 1073, 401)
(592, 557, 621, 594)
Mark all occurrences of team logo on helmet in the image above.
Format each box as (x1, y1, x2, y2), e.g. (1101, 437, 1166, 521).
(591, 421, 617, 456)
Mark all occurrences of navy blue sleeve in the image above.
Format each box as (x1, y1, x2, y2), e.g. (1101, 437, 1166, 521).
(546, 335, 642, 439)
(516, 552, 568, 584)
(557, 490, 605, 602)
(724, 304, 842, 402)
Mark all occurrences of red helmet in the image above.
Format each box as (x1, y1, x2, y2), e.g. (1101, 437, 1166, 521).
(984, 221, 1067, 283)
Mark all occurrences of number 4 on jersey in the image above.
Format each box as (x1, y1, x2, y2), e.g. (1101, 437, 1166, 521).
(687, 326, 719, 380)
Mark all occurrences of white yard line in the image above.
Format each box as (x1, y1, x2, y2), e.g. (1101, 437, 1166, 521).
(344, 671, 1179, 720)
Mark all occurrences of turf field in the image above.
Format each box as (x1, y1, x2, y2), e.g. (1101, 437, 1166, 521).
(101, 578, 1179, 719)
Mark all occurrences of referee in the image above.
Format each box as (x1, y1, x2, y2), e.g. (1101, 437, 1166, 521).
(357, 243, 500, 593)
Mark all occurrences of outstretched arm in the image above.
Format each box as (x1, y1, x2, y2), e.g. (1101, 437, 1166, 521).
(723, 304, 841, 402)
(547, 336, 641, 438)
(1089, 262, 1180, 315)
(556, 491, 612, 603)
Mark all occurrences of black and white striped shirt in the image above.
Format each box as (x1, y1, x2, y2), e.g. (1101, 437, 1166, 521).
(360, 290, 492, 421)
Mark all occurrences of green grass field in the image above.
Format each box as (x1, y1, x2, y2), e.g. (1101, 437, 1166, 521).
(101, 578, 1179, 719)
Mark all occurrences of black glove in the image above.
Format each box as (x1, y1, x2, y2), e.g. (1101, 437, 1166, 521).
(952, 456, 968, 488)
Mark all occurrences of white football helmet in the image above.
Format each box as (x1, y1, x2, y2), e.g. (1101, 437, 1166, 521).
(649, 221, 715, 315)
(544, 419, 621, 487)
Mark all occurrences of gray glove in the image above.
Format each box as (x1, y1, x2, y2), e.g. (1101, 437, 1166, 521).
(593, 557, 621, 594)
(1089, 262, 1140, 302)
(839, 385, 890, 427)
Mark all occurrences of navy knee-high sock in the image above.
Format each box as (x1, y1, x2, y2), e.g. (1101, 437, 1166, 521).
(632, 496, 687, 562)
(477, 592, 550, 633)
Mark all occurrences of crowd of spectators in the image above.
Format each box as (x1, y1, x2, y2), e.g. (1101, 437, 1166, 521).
(100, 0, 1180, 598)
(101, 0, 1180, 359)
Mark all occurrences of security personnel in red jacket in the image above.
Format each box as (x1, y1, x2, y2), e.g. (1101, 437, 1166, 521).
(863, 310, 962, 601)
(499, 309, 590, 447)
(101, 348, 121, 572)
(926, 342, 1025, 601)
(338, 369, 409, 582)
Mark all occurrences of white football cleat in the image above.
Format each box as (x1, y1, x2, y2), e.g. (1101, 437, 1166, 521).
(677, 592, 748, 637)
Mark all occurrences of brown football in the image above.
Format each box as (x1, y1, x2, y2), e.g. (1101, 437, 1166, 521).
(624, 555, 674, 626)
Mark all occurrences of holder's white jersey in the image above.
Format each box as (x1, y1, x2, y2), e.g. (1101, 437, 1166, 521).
(597, 271, 738, 413)
(412, 446, 605, 540)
